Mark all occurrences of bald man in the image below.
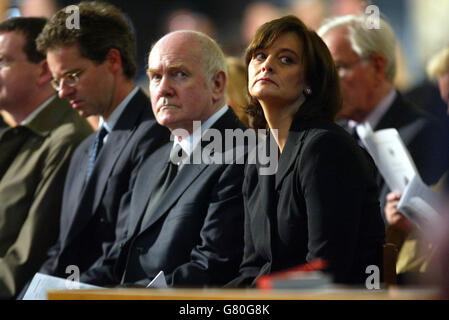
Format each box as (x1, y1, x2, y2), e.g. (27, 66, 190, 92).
(81, 30, 247, 288)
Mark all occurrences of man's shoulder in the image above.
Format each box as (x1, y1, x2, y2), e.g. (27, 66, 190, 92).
(116, 88, 167, 138)
(388, 93, 438, 127)
(41, 98, 93, 149)
(117, 88, 154, 128)
(211, 107, 247, 132)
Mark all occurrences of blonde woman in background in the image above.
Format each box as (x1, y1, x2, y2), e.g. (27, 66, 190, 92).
(427, 47, 449, 112)
(384, 46, 449, 286)
(226, 57, 250, 127)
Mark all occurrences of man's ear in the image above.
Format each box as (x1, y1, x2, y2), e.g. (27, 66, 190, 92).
(211, 70, 226, 102)
(36, 60, 53, 86)
(105, 48, 122, 75)
(370, 53, 388, 84)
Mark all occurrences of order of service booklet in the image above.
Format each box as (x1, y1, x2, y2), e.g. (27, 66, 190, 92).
(356, 123, 444, 229)
(23, 273, 102, 300)
(23, 270, 167, 300)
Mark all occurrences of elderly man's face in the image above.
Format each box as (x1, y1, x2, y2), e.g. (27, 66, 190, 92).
(0, 31, 40, 111)
(148, 34, 216, 133)
(321, 27, 378, 122)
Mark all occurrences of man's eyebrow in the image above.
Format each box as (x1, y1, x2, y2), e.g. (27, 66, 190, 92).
(147, 64, 187, 75)
(168, 63, 185, 70)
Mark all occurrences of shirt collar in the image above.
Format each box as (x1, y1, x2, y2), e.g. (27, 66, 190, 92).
(21, 95, 56, 125)
(349, 89, 396, 130)
(99, 86, 139, 133)
(172, 105, 228, 161)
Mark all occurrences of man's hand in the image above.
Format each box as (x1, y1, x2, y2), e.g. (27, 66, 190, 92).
(385, 192, 414, 234)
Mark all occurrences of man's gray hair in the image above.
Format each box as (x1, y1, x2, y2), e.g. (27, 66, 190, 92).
(318, 14, 397, 82)
(154, 30, 227, 83)
(193, 31, 228, 82)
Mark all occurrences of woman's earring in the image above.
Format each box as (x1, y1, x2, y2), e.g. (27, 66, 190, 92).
(304, 86, 312, 95)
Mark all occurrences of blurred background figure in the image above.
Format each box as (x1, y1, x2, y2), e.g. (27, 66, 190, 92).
(427, 47, 449, 113)
(331, 0, 368, 16)
(166, 8, 216, 38)
(226, 56, 250, 127)
(19, 0, 57, 17)
(426, 213, 449, 298)
(407, 0, 449, 86)
(384, 46, 449, 287)
(289, 0, 327, 31)
(1, 0, 448, 132)
(241, 1, 282, 47)
(318, 15, 449, 220)
(0, 0, 9, 20)
(404, 46, 449, 142)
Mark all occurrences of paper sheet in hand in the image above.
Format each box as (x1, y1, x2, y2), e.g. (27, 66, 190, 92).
(357, 125, 417, 192)
(146, 270, 167, 288)
(397, 175, 442, 229)
(23, 273, 102, 300)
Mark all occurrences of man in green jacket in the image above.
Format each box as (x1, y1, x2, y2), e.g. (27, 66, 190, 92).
(0, 17, 92, 299)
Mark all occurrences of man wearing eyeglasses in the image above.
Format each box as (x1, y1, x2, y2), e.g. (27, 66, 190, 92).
(0, 17, 92, 299)
(27, 2, 169, 286)
(318, 15, 449, 222)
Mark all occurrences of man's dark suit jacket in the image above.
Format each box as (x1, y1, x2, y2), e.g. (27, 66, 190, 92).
(38, 89, 170, 277)
(341, 92, 449, 219)
(81, 108, 246, 287)
(0, 114, 7, 133)
(229, 111, 385, 287)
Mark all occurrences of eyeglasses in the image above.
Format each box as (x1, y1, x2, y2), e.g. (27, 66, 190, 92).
(51, 70, 83, 91)
(335, 57, 369, 78)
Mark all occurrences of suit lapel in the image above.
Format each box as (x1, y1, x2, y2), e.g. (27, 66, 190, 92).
(0, 127, 30, 179)
(274, 117, 308, 190)
(253, 166, 275, 263)
(59, 142, 91, 236)
(86, 128, 132, 211)
(135, 108, 243, 234)
(127, 143, 171, 235)
(138, 162, 209, 233)
(65, 89, 149, 243)
(89, 89, 149, 211)
(374, 93, 401, 131)
(0, 96, 68, 178)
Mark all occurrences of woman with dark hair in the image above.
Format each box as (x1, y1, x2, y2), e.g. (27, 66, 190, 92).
(231, 15, 385, 286)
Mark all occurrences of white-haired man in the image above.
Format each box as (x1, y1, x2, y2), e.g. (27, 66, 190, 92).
(81, 30, 246, 287)
(318, 15, 449, 220)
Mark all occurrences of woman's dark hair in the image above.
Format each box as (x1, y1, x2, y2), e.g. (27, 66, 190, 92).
(245, 15, 342, 128)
